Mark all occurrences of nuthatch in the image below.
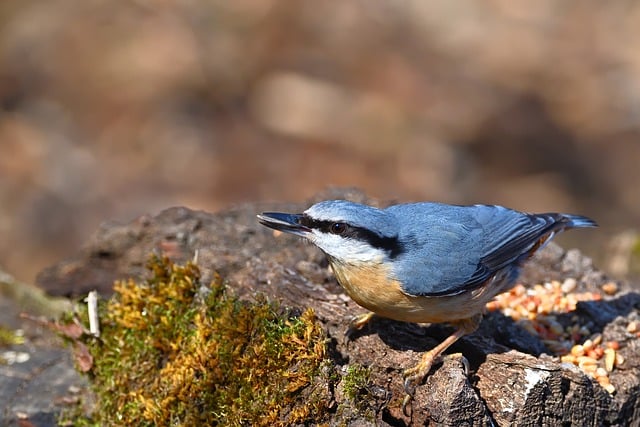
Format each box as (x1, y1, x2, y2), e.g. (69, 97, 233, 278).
(257, 200, 596, 403)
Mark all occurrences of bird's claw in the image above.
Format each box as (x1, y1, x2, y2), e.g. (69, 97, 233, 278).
(403, 375, 416, 395)
(401, 353, 471, 416)
(344, 312, 375, 340)
(401, 392, 413, 416)
(401, 367, 421, 416)
(400, 352, 439, 415)
(459, 353, 470, 376)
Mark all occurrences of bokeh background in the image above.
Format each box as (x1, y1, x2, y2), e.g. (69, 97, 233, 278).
(1, 1, 639, 285)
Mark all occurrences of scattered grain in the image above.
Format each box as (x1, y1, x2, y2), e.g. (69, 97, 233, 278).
(601, 281, 618, 295)
(571, 344, 585, 357)
(604, 348, 616, 372)
(582, 339, 594, 351)
(606, 341, 619, 350)
(589, 347, 604, 359)
(487, 277, 623, 391)
(561, 278, 577, 293)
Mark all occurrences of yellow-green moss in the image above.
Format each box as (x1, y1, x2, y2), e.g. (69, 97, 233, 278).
(0, 325, 23, 347)
(66, 255, 329, 426)
(342, 364, 371, 402)
(333, 363, 377, 424)
(0, 325, 24, 364)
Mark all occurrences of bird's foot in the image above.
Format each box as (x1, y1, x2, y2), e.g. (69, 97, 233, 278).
(401, 352, 471, 415)
(399, 318, 479, 415)
(401, 350, 439, 415)
(451, 352, 470, 376)
(402, 350, 438, 391)
(345, 312, 375, 339)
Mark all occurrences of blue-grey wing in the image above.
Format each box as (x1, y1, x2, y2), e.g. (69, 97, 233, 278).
(389, 204, 581, 297)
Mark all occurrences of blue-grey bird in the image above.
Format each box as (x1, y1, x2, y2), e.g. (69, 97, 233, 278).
(257, 200, 596, 403)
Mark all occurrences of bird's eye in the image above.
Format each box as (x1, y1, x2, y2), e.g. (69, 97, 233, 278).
(330, 222, 347, 235)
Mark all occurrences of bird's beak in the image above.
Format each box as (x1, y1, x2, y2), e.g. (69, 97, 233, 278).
(257, 212, 311, 237)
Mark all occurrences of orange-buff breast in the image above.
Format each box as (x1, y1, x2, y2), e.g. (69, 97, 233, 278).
(328, 260, 499, 324)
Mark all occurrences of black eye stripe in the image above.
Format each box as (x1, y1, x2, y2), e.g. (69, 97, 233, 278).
(300, 215, 404, 258)
(298, 216, 335, 233)
(299, 216, 356, 235)
(330, 223, 346, 234)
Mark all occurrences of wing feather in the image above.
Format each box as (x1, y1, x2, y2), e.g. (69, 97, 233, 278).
(391, 204, 587, 297)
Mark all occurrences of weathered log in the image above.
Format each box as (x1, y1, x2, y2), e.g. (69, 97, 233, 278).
(36, 192, 640, 425)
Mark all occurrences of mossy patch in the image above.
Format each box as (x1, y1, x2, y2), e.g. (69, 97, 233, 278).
(342, 364, 371, 401)
(0, 325, 24, 364)
(0, 325, 23, 347)
(64, 255, 329, 426)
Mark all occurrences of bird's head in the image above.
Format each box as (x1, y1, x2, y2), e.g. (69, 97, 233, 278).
(257, 200, 402, 264)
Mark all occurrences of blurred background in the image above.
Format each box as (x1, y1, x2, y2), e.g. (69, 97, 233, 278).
(1, 0, 639, 285)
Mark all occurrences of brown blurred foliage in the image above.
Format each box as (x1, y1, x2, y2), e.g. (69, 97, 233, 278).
(1, 1, 639, 283)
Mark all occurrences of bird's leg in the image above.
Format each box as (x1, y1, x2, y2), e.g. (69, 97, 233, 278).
(345, 312, 376, 338)
(401, 313, 482, 414)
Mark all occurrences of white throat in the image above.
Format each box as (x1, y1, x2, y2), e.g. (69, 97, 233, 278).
(309, 232, 386, 264)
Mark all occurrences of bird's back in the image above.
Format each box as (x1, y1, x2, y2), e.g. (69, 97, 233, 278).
(384, 203, 595, 297)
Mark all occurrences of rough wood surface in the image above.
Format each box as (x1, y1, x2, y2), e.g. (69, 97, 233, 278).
(35, 191, 640, 425)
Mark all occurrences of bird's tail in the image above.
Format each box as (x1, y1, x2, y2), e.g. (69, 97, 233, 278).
(520, 213, 596, 261)
(563, 214, 598, 229)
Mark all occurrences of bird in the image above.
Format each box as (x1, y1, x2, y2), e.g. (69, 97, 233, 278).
(257, 199, 596, 408)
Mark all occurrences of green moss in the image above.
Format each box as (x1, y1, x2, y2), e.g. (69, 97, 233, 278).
(342, 364, 371, 401)
(0, 325, 24, 347)
(65, 255, 329, 426)
(0, 325, 23, 364)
